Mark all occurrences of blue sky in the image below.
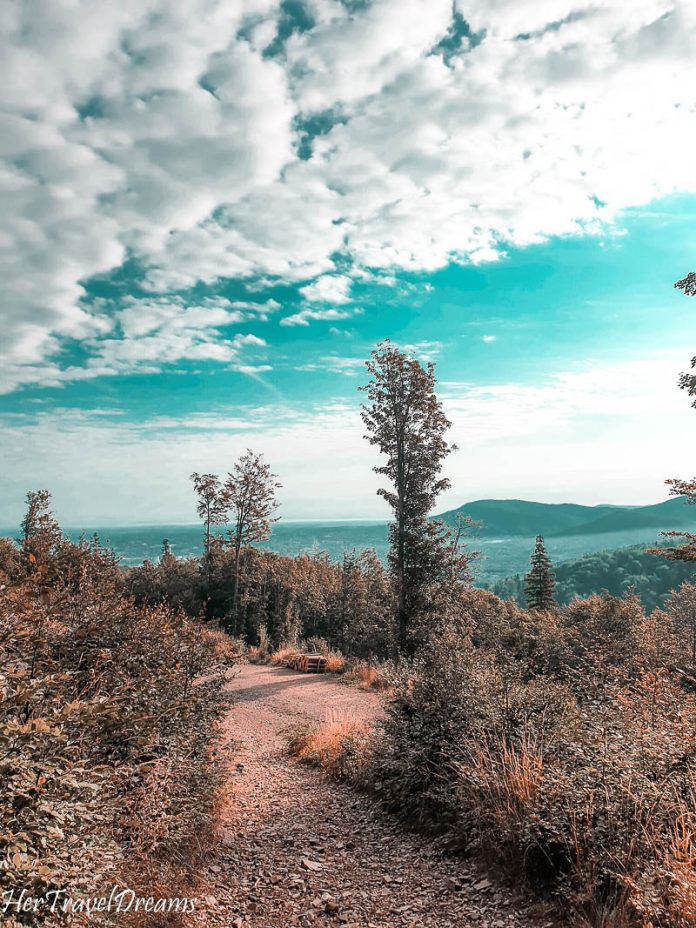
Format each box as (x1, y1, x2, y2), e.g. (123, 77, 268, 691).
(2, 1, 696, 524)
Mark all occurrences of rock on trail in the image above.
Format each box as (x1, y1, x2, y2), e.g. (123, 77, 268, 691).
(192, 663, 548, 928)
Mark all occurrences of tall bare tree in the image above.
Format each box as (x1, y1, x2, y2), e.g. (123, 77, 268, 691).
(224, 450, 281, 635)
(361, 341, 456, 656)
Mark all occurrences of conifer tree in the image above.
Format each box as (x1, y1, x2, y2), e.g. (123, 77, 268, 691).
(361, 341, 462, 656)
(524, 535, 556, 610)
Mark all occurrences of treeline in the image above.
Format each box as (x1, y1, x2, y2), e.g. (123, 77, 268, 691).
(127, 544, 394, 660)
(493, 543, 695, 613)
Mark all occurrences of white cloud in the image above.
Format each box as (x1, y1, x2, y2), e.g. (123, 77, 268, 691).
(482, 335, 496, 342)
(280, 306, 362, 327)
(3, 0, 696, 387)
(401, 341, 443, 363)
(296, 356, 367, 375)
(0, 297, 269, 390)
(299, 274, 353, 303)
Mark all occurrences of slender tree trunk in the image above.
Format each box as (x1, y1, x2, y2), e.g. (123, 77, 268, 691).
(233, 538, 242, 636)
(205, 511, 212, 589)
(396, 521, 406, 658)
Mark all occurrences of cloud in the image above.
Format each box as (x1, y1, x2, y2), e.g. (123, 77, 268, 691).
(299, 274, 353, 303)
(482, 335, 496, 342)
(280, 306, 363, 327)
(3, 0, 696, 387)
(296, 356, 367, 375)
(90, 299, 267, 372)
(0, 297, 269, 391)
(401, 341, 443, 363)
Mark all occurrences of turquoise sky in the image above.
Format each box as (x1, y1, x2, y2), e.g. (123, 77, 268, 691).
(2, 1, 696, 523)
(2, 196, 696, 420)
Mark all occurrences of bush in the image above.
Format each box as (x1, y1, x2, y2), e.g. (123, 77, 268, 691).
(344, 659, 392, 691)
(287, 710, 372, 783)
(365, 594, 696, 927)
(0, 537, 232, 926)
(269, 645, 302, 666)
(323, 651, 346, 673)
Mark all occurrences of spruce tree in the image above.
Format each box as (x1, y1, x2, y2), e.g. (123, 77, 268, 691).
(524, 535, 556, 610)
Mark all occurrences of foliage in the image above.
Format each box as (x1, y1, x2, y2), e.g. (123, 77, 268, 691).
(223, 449, 281, 635)
(287, 710, 372, 783)
(0, 496, 232, 926)
(20, 490, 62, 561)
(360, 341, 470, 656)
(310, 583, 696, 927)
(666, 580, 696, 668)
(189, 472, 227, 561)
(127, 543, 396, 661)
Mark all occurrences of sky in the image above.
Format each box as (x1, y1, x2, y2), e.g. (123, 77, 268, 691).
(2, 0, 696, 525)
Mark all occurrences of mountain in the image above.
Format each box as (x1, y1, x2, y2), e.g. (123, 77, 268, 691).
(435, 497, 696, 538)
(550, 496, 696, 536)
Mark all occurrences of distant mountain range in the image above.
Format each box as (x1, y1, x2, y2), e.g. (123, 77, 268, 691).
(435, 497, 696, 538)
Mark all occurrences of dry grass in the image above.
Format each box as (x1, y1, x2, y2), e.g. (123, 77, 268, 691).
(324, 650, 347, 673)
(270, 645, 302, 666)
(247, 644, 269, 664)
(344, 659, 390, 691)
(208, 629, 245, 663)
(287, 709, 372, 781)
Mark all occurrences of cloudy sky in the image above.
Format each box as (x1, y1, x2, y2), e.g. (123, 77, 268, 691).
(2, 0, 696, 525)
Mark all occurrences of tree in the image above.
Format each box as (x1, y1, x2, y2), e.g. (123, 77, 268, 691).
(223, 450, 281, 635)
(190, 472, 228, 582)
(20, 489, 62, 562)
(650, 273, 696, 560)
(666, 580, 696, 665)
(524, 535, 556, 610)
(360, 341, 456, 656)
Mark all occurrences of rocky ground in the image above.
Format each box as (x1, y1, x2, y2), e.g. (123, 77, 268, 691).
(192, 664, 554, 928)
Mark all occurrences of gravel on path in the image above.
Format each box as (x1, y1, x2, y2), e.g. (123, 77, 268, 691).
(192, 663, 553, 928)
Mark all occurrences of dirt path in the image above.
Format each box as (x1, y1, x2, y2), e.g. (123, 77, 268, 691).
(194, 664, 549, 928)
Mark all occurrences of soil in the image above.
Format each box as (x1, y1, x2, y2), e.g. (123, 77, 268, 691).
(192, 663, 553, 928)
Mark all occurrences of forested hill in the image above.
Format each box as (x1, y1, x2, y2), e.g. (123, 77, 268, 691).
(436, 496, 696, 538)
(491, 544, 695, 613)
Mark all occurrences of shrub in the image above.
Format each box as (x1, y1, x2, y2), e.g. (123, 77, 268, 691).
(287, 710, 372, 782)
(366, 602, 696, 927)
(324, 650, 347, 673)
(0, 538, 231, 926)
(344, 659, 392, 691)
(269, 645, 302, 666)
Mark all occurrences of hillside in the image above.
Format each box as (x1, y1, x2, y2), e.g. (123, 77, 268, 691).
(491, 543, 695, 612)
(436, 497, 696, 538)
(551, 495, 696, 536)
